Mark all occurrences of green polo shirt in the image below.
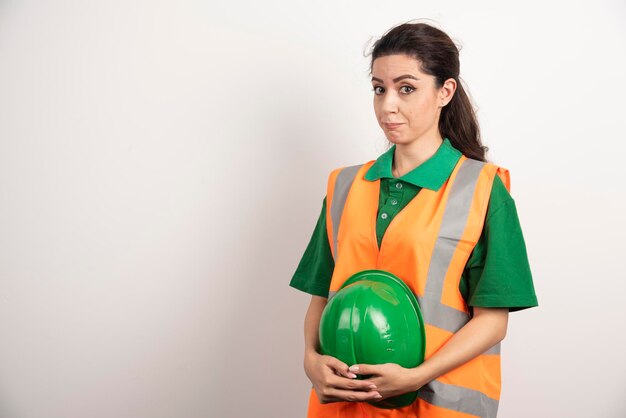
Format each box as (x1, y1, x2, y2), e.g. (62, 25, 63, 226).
(289, 138, 538, 312)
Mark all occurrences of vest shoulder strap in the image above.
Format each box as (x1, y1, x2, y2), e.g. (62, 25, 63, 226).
(495, 165, 511, 192)
(325, 162, 371, 260)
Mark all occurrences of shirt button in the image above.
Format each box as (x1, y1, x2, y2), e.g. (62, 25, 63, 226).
(395, 183, 403, 189)
(381, 212, 388, 220)
(391, 199, 398, 205)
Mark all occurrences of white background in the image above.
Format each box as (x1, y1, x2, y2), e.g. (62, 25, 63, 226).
(1, 1, 625, 417)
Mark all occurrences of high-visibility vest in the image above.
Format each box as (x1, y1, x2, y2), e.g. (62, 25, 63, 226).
(307, 155, 511, 418)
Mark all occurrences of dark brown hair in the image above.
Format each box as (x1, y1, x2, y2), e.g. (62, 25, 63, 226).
(365, 20, 488, 161)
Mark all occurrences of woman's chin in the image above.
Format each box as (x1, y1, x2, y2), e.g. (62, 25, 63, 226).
(385, 134, 407, 144)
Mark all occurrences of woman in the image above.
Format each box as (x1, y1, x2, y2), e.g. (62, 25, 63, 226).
(289, 21, 538, 418)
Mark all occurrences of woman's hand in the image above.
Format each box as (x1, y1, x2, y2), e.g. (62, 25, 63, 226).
(348, 363, 422, 401)
(304, 351, 382, 404)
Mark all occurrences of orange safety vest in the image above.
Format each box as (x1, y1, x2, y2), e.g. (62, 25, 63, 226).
(306, 155, 511, 418)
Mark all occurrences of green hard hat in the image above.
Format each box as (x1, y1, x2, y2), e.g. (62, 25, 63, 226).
(319, 269, 426, 409)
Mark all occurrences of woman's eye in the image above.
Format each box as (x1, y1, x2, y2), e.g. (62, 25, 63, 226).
(371, 85, 414, 95)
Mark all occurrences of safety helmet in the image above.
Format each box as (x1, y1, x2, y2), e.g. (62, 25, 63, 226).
(319, 269, 426, 409)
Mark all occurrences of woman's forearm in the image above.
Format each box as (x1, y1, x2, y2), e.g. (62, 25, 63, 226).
(304, 295, 327, 358)
(408, 307, 509, 391)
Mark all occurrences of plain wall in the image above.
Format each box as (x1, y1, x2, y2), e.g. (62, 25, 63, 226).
(0, 1, 625, 417)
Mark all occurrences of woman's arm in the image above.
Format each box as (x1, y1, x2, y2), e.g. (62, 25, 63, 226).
(303, 295, 327, 358)
(406, 306, 509, 391)
(349, 306, 509, 399)
(303, 295, 382, 403)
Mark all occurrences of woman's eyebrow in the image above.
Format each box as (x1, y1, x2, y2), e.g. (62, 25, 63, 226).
(371, 75, 420, 83)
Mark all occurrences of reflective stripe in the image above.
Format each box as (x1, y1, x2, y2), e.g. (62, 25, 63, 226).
(419, 158, 485, 333)
(330, 164, 363, 261)
(417, 158, 500, 417)
(417, 294, 471, 333)
(327, 290, 336, 300)
(485, 341, 501, 355)
(418, 379, 499, 418)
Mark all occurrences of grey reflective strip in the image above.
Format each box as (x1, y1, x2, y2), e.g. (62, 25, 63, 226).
(417, 158, 500, 417)
(330, 164, 363, 261)
(327, 290, 336, 300)
(485, 341, 501, 355)
(420, 158, 485, 333)
(418, 379, 499, 418)
(416, 294, 471, 334)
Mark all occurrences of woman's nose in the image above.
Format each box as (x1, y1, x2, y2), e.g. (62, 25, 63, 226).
(381, 92, 399, 113)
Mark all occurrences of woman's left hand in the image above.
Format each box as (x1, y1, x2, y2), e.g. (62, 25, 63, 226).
(348, 363, 421, 401)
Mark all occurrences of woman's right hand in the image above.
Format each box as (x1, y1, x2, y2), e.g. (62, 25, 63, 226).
(303, 351, 382, 404)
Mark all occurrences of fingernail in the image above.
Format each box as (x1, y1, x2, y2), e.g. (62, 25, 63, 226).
(348, 373, 357, 379)
(349, 365, 359, 372)
(375, 394, 382, 399)
(369, 385, 377, 390)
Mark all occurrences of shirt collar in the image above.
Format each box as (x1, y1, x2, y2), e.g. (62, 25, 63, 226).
(364, 137, 462, 191)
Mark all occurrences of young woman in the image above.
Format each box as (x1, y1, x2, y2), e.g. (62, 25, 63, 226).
(289, 21, 538, 418)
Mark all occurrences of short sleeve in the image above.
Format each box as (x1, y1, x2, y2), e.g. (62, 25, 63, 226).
(288, 196, 335, 297)
(463, 175, 539, 312)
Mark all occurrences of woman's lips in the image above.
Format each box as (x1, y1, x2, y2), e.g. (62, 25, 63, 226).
(384, 123, 404, 130)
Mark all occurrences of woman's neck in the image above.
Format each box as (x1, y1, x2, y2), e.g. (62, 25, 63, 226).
(392, 135, 443, 178)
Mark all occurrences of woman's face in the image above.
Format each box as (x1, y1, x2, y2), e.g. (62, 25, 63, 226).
(371, 54, 454, 145)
